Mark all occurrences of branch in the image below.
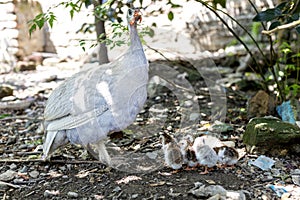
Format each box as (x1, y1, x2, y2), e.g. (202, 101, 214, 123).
(262, 20, 300, 35)
(0, 159, 106, 165)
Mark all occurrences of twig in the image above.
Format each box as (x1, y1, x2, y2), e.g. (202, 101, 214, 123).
(262, 20, 300, 35)
(145, 44, 172, 62)
(0, 181, 20, 189)
(0, 159, 106, 165)
(0, 115, 42, 121)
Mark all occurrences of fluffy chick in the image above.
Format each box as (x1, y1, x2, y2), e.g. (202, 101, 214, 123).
(193, 137, 218, 174)
(193, 135, 223, 149)
(214, 146, 239, 167)
(159, 133, 183, 171)
(178, 135, 197, 169)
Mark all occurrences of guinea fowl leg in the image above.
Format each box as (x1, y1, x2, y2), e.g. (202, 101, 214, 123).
(199, 166, 209, 175)
(86, 140, 111, 166)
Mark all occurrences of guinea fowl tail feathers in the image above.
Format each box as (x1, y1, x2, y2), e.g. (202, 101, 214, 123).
(43, 130, 69, 159)
(42, 130, 58, 160)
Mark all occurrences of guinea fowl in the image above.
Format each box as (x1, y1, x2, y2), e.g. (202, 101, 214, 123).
(42, 8, 148, 166)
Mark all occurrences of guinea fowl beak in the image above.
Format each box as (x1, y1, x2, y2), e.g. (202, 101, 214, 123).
(130, 9, 142, 25)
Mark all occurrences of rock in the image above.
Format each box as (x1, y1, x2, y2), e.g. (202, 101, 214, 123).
(29, 170, 39, 179)
(243, 117, 300, 154)
(14, 61, 36, 72)
(42, 57, 61, 66)
(0, 86, 13, 99)
(44, 190, 60, 197)
(189, 182, 245, 200)
(247, 90, 275, 119)
(291, 169, 300, 186)
(0, 170, 17, 181)
(67, 191, 79, 198)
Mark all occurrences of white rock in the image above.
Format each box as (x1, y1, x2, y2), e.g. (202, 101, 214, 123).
(29, 170, 39, 179)
(67, 191, 79, 198)
(0, 170, 17, 181)
(44, 190, 60, 197)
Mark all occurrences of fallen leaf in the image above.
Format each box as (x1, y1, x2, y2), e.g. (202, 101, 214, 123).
(149, 181, 166, 187)
(116, 175, 142, 184)
(48, 171, 63, 178)
(75, 168, 98, 178)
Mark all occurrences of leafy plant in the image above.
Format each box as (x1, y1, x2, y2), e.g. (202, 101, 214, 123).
(28, 12, 56, 36)
(195, 0, 300, 102)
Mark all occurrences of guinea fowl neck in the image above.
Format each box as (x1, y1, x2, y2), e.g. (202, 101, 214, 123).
(129, 24, 143, 50)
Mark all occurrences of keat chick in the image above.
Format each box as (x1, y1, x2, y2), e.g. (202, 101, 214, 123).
(215, 146, 239, 167)
(193, 136, 218, 174)
(178, 135, 197, 169)
(160, 133, 183, 171)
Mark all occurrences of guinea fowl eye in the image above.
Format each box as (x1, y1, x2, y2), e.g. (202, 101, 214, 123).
(128, 9, 133, 16)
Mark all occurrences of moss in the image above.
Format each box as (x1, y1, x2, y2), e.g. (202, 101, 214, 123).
(243, 117, 300, 153)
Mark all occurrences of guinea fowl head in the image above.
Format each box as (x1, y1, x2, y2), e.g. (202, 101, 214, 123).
(127, 8, 142, 26)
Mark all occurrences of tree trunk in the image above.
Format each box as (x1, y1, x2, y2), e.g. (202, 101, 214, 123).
(93, 0, 109, 64)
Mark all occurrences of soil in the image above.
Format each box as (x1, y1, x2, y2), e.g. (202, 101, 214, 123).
(0, 59, 299, 199)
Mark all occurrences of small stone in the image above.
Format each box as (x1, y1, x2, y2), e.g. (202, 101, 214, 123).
(6, 136, 16, 145)
(0, 170, 17, 181)
(247, 90, 275, 119)
(14, 61, 36, 72)
(20, 166, 28, 173)
(44, 190, 60, 197)
(29, 170, 39, 179)
(67, 191, 79, 198)
(131, 194, 139, 199)
(189, 112, 200, 121)
(112, 186, 122, 193)
(59, 166, 66, 171)
(9, 163, 17, 170)
(0, 86, 13, 99)
(184, 100, 193, 107)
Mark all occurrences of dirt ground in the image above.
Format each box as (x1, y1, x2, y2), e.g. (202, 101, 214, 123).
(0, 60, 299, 199)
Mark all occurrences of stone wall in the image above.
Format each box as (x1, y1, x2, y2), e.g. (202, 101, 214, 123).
(0, 0, 18, 72)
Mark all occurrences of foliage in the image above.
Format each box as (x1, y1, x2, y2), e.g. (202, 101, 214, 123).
(28, 0, 300, 102)
(195, 0, 300, 102)
(28, 12, 56, 36)
(252, 0, 300, 101)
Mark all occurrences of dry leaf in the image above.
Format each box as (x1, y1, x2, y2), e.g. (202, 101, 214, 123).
(149, 181, 166, 187)
(116, 175, 142, 184)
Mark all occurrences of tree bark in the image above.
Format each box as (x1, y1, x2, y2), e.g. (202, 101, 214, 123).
(93, 0, 109, 64)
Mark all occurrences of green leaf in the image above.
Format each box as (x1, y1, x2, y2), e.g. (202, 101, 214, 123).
(269, 21, 281, 30)
(70, 9, 74, 19)
(213, 0, 226, 8)
(36, 19, 45, 29)
(29, 23, 36, 36)
(296, 25, 300, 34)
(0, 114, 10, 119)
(168, 11, 174, 21)
(48, 13, 56, 28)
(253, 8, 280, 22)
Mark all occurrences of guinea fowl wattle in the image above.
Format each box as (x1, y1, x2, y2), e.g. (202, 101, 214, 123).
(42, 8, 149, 165)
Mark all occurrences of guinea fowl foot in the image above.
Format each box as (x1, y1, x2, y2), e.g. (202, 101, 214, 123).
(184, 166, 198, 171)
(217, 164, 235, 169)
(171, 169, 181, 174)
(199, 166, 210, 175)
